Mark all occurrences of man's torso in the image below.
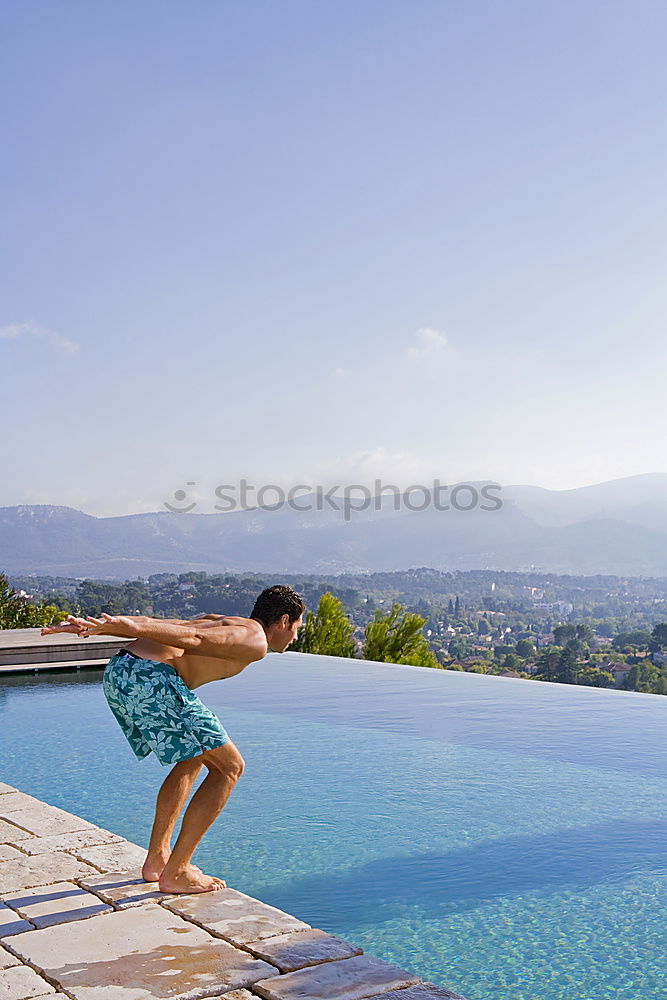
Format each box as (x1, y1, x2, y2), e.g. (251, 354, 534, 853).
(124, 616, 267, 689)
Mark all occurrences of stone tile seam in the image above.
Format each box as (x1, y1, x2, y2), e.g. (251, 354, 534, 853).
(0, 815, 40, 837)
(4, 841, 31, 856)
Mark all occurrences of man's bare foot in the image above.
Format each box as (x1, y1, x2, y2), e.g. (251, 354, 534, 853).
(142, 849, 171, 882)
(158, 864, 226, 894)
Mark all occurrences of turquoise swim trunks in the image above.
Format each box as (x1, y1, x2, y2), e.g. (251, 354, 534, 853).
(103, 649, 231, 766)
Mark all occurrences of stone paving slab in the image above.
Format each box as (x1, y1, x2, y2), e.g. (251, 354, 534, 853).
(0, 946, 21, 970)
(0, 807, 99, 840)
(77, 871, 173, 909)
(16, 828, 123, 858)
(74, 840, 146, 873)
(0, 856, 99, 896)
(0, 903, 33, 939)
(0, 787, 16, 797)
(4, 882, 113, 929)
(0, 797, 42, 817)
(0, 962, 55, 997)
(0, 850, 25, 865)
(0, 824, 32, 846)
(72, 841, 146, 872)
(243, 928, 363, 973)
(371, 983, 469, 1000)
(164, 889, 311, 945)
(253, 953, 421, 1000)
(7, 903, 279, 999)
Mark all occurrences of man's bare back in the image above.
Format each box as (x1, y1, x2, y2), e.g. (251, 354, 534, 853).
(126, 615, 270, 689)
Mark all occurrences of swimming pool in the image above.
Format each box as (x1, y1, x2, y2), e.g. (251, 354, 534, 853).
(2, 652, 666, 999)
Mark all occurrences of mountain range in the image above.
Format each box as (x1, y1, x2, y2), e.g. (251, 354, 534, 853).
(2, 473, 667, 579)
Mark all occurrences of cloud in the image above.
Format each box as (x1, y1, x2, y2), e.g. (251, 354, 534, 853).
(405, 326, 448, 362)
(0, 321, 80, 354)
(332, 367, 347, 377)
(313, 445, 433, 485)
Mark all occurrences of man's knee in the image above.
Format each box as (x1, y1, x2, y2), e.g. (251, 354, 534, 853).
(203, 742, 245, 781)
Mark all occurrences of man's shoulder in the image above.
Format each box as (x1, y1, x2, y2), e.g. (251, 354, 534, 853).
(222, 616, 268, 656)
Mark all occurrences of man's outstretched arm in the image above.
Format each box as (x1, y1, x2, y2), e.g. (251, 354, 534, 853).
(41, 612, 225, 636)
(69, 613, 267, 661)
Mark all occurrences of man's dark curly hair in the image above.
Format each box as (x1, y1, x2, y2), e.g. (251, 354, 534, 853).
(250, 585, 305, 627)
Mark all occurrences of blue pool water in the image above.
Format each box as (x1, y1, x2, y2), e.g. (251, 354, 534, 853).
(1, 653, 666, 999)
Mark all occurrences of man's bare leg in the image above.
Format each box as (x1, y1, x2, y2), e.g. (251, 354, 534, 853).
(159, 741, 245, 894)
(142, 757, 204, 881)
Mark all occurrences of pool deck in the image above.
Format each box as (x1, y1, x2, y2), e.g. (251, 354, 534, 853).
(0, 782, 468, 1000)
(0, 629, 122, 675)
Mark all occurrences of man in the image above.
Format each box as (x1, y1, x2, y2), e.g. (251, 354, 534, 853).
(41, 584, 305, 894)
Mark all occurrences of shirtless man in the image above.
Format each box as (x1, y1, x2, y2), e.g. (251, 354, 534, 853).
(41, 584, 305, 895)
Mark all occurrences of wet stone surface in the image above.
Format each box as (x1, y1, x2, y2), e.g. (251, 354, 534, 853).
(164, 889, 311, 945)
(8, 902, 278, 1000)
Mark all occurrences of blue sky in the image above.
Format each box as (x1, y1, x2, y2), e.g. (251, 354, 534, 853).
(2, 1, 666, 515)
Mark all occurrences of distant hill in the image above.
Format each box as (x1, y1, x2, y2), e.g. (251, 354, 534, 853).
(2, 474, 667, 578)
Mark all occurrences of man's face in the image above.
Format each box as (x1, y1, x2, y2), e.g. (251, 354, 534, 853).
(272, 613, 303, 653)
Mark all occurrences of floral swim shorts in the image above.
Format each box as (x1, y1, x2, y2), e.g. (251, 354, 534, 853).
(103, 649, 231, 766)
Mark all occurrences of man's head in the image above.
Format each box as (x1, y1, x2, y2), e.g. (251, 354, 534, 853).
(250, 585, 305, 653)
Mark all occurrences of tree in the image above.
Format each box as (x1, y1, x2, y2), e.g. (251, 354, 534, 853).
(533, 647, 561, 682)
(556, 647, 580, 685)
(363, 602, 439, 668)
(0, 574, 67, 630)
(502, 653, 522, 672)
(448, 637, 470, 661)
(292, 592, 355, 657)
(454, 596, 461, 616)
(612, 630, 652, 655)
(621, 661, 667, 694)
(651, 623, 667, 649)
(515, 638, 536, 661)
(466, 661, 489, 674)
(577, 666, 615, 688)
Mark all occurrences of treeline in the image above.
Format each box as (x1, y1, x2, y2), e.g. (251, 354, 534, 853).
(5, 568, 667, 695)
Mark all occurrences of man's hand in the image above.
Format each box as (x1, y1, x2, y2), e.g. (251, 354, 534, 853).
(41, 615, 90, 637)
(75, 613, 143, 639)
(42, 613, 141, 639)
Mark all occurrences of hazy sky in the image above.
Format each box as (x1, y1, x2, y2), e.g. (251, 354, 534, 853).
(2, 1, 666, 516)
